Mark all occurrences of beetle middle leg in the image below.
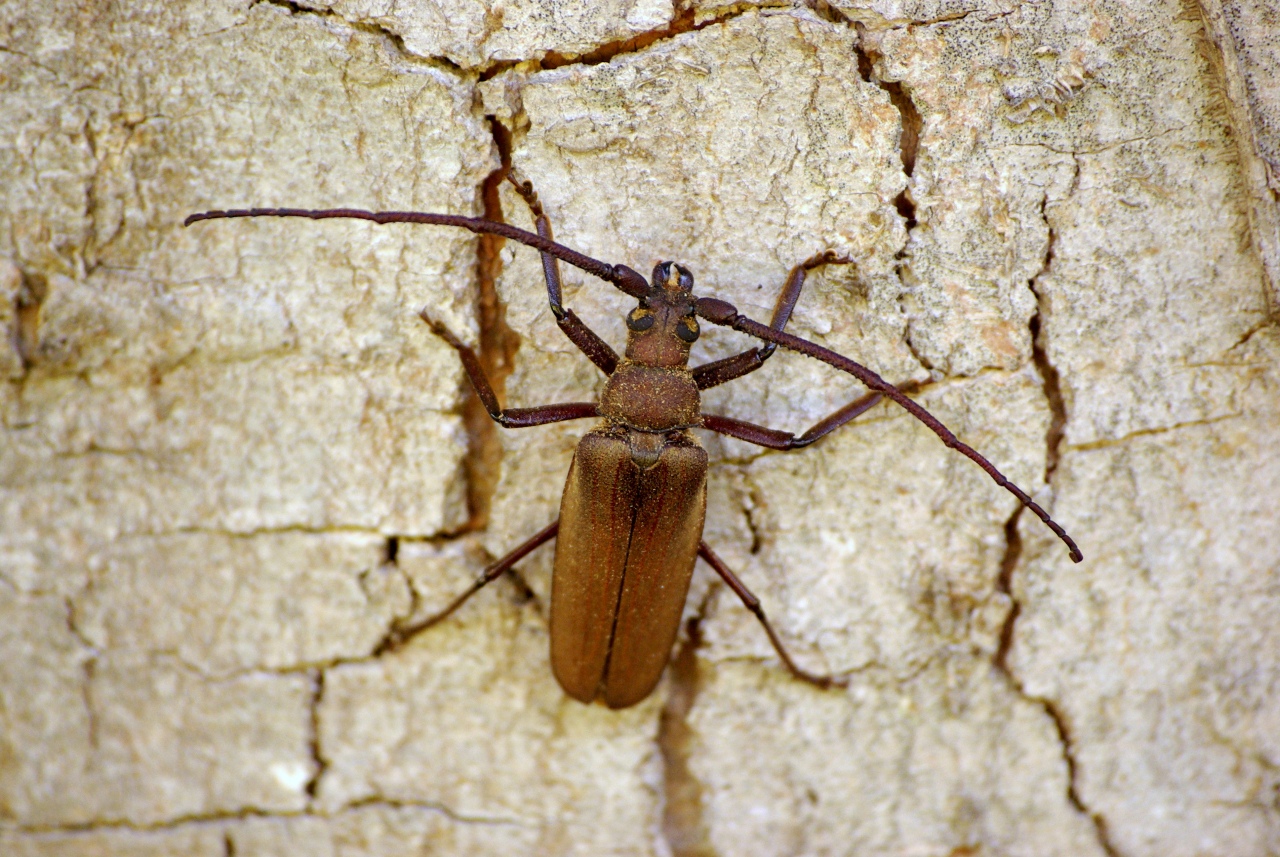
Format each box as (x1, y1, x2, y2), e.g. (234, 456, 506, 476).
(702, 391, 883, 450)
(378, 520, 560, 653)
(697, 542, 846, 690)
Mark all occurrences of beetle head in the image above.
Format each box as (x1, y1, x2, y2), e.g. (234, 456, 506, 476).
(621, 262, 701, 368)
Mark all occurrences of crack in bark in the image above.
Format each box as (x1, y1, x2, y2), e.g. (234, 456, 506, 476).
(484, 3, 756, 77)
(1065, 412, 1245, 451)
(995, 644, 1122, 857)
(264, 0, 756, 80)
(61, 595, 103, 752)
(1029, 213, 1068, 483)
(343, 795, 530, 826)
(303, 668, 327, 803)
(992, 198, 1122, 857)
(105, 526, 477, 549)
(252, 0, 467, 75)
(1226, 317, 1273, 352)
(11, 809, 290, 836)
(10, 797, 524, 837)
(540, 2, 698, 71)
(456, 117, 521, 531)
(992, 509, 1022, 672)
(1040, 695, 1121, 857)
(843, 12, 933, 378)
(658, 602, 716, 857)
(995, 197, 1067, 670)
(11, 267, 47, 375)
(741, 484, 766, 555)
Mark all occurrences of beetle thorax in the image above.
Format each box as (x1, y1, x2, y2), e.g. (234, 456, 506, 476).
(599, 362, 700, 432)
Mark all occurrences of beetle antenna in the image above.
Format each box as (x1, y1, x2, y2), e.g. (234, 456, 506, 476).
(183, 207, 651, 299)
(695, 296, 1083, 563)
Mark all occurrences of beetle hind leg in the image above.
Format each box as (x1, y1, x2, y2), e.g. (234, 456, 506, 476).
(697, 542, 847, 691)
(376, 520, 559, 655)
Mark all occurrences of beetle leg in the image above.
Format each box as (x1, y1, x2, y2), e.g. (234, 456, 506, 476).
(692, 348, 771, 390)
(554, 308, 620, 377)
(702, 391, 882, 449)
(697, 542, 846, 690)
(419, 310, 600, 427)
(506, 169, 620, 375)
(692, 251, 852, 390)
(378, 520, 560, 654)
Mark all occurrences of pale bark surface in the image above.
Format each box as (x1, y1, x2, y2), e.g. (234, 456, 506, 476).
(1, 2, 1277, 856)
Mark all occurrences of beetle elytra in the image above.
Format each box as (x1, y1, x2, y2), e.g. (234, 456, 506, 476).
(186, 173, 1081, 709)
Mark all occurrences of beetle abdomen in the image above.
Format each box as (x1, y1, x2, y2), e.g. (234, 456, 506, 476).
(550, 425, 707, 708)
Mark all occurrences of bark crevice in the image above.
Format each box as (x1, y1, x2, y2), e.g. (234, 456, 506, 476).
(495, 3, 756, 76)
(455, 116, 521, 531)
(992, 197, 1120, 857)
(303, 668, 327, 803)
(11, 796, 525, 837)
(658, 607, 717, 857)
(253, 0, 468, 74)
(1028, 211, 1068, 483)
(846, 15, 930, 376)
(11, 267, 47, 375)
(1041, 694, 1122, 857)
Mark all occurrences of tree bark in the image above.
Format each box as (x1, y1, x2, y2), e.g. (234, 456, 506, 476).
(2, 1, 1277, 855)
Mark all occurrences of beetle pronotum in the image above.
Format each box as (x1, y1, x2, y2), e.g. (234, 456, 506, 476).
(187, 174, 1081, 709)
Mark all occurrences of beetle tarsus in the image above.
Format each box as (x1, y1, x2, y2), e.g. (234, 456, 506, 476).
(375, 581, 481, 655)
(698, 542, 846, 694)
(374, 522, 560, 657)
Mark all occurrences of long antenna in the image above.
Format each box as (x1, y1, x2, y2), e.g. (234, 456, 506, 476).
(184, 207, 651, 299)
(695, 296, 1082, 563)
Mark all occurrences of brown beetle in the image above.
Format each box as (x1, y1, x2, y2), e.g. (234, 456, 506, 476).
(186, 176, 1081, 709)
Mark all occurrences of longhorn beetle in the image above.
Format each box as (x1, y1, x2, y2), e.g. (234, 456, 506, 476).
(186, 173, 1082, 709)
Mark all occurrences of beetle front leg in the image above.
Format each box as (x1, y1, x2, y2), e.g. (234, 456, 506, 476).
(420, 310, 599, 428)
(697, 542, 846, 691)
(506, 170, 619, 375)
(378, 520, 560, 654)
(692, 250, 852, 390)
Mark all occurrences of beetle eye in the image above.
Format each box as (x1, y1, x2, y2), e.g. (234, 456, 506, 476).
(627, 308, 656, 331)
(676, 316, 700, 343)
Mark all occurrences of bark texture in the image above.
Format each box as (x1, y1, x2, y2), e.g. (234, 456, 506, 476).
(2, 1, 1278, 855)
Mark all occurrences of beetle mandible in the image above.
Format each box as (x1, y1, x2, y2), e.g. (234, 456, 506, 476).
(186, 172, 1082, 709)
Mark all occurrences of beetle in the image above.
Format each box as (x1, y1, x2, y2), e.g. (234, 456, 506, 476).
(186, 173, 1082, 709)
